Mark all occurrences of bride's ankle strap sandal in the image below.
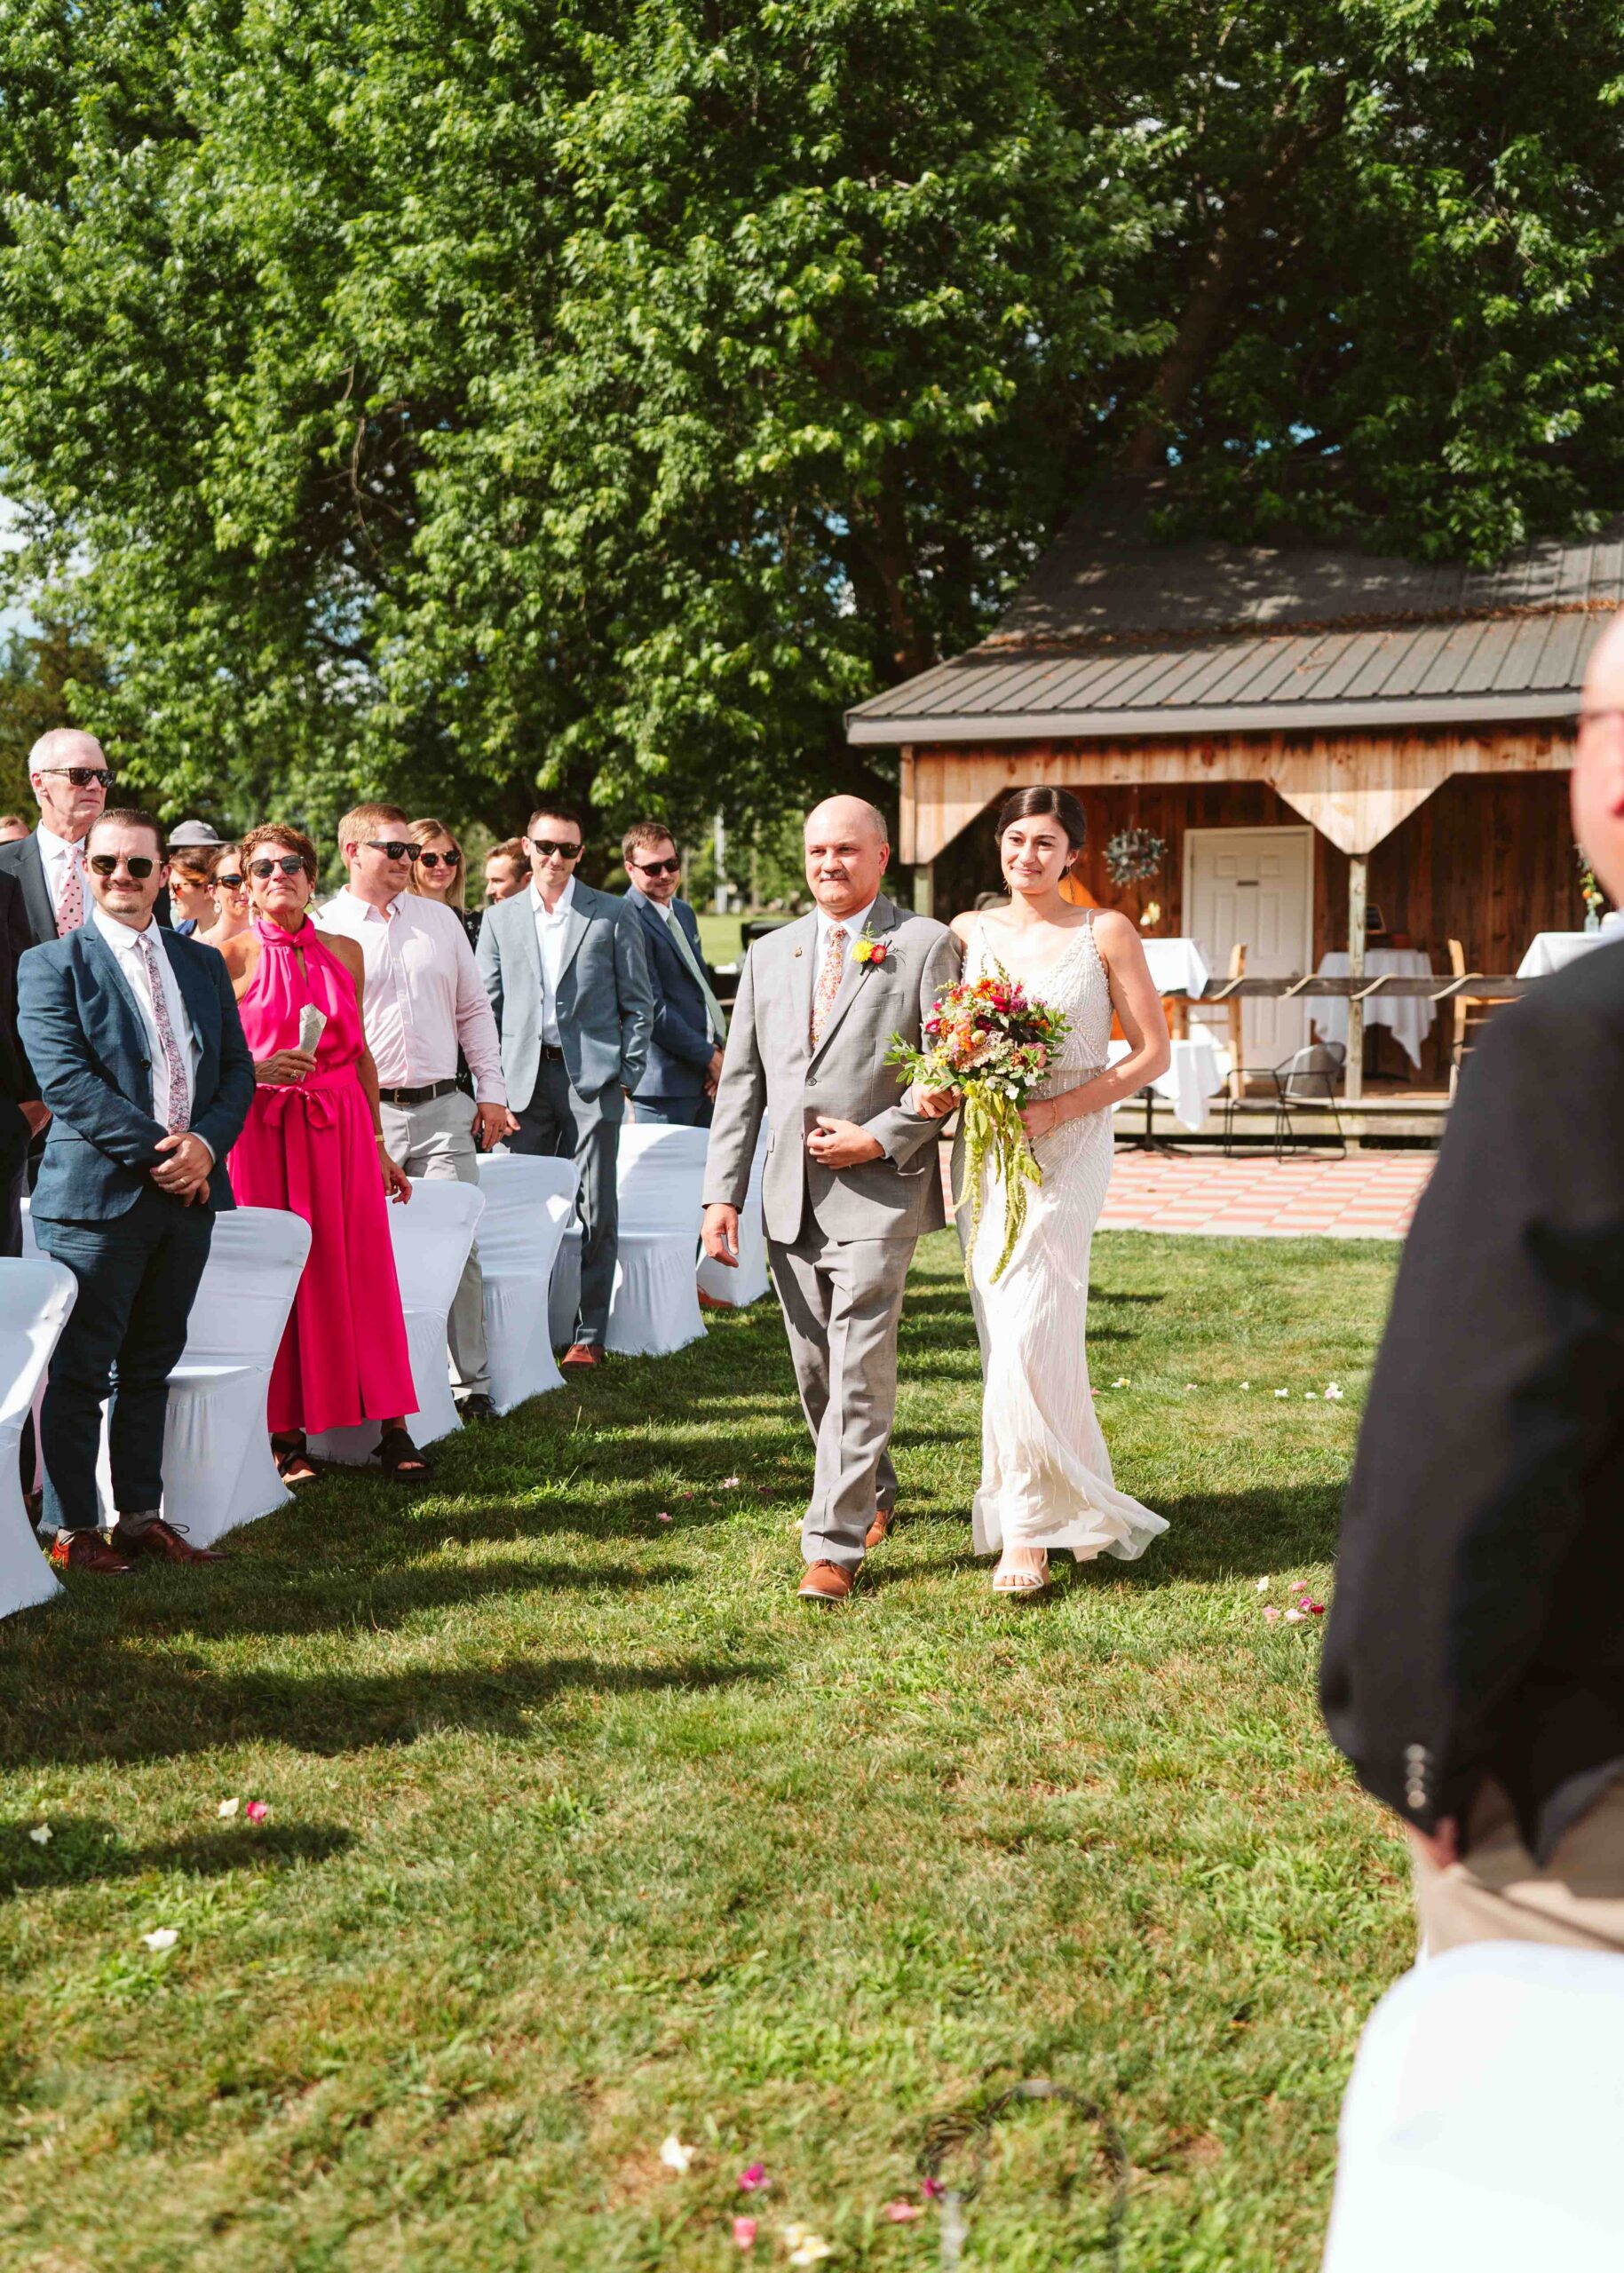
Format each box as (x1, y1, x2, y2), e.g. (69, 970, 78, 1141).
(992, 1552, 1050, 1596)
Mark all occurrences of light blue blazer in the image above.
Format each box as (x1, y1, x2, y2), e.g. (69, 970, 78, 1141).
(476, 880, 654, 1109)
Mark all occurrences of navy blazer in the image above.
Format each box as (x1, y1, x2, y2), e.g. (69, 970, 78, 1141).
(19, 923, 255, 1221)
(624, 887, 722, 1100)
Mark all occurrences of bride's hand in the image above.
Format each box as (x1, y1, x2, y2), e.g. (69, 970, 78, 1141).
(907, 1083, 960, 1121)
(1021, 1096, 1061, 1141)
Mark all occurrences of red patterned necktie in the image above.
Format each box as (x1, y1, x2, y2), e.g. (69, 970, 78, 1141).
(810, 923, 848, 1050)
(138, 931, 191, 1135)
(54, 847, 84, 937)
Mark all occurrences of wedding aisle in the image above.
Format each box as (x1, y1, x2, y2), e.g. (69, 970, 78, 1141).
(0, 1229, 1408, 2271)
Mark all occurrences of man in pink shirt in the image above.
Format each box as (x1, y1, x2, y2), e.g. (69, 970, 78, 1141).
(323, 801, 518, 1421)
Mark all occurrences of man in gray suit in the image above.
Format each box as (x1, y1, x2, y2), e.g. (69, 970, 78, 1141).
(702, 796, 959, 1603)
(477, 802, 654, 1367)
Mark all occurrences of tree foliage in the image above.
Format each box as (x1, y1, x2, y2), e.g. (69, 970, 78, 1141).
(2, 0, 1621, 841)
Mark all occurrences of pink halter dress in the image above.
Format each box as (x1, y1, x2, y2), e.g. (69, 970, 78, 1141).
(230, 918, 416, 1435)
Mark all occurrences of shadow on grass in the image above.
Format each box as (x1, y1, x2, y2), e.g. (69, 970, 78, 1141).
(0, 1655, 777, 1767)
(152, 1558, 696, 1641)
(0, 1817, 353, 1900)
(1093, 1483, 1343, 1585)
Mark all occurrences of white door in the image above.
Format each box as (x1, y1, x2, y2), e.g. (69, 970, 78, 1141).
(1184, 827, 1313, 1065)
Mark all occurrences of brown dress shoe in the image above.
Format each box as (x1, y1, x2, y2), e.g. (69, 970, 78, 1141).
(560, 1343, 606, 1369)
(48, 1532, 134, 1575)
(864, 1507, 895, 1550)
(798, 1560, 858, 1604)
(109, 1517, 227, 1565)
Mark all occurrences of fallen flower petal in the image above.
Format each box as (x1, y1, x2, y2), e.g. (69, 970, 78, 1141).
(1184, 1382, 1197, 1390)
(1255, 1578, 1270, 1592)
(217, 1798, 240, 1818)
(141, 1927, 178, 1952)
(244, 1802, 268, 1825)
(884, 2200, 924, 2222)
(1273, 1389, 1289, 1398)
(1111, 1377, 1129, 1388)
(1285, 1609, 1304, 1624)
(1325, 1383, 1344, 1399)
(722, 1477, 741, 1489)
(659, 2134, 695, 2174)
(1239, 1380, 1250, 1389)
(784, 2233, 834, 2268)
(1307, 1601, 1326, 1616)
(28, 1822, 51, 1845)
(656, 1511, 672, 1523)
(733, 2217, 757, 2250)
(1263, 1606, 1280, 1621)
(921, 2178, 945, 2198)
(738, 2163, 767, 2192)
(1305, 1392, 1319, 1400)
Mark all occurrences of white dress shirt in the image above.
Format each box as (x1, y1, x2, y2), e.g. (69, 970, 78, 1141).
(92, 905, 204, 1151)
(319, 887, 507, 1103)
(813, 897, 877, 978)
(532, 875, 578, 1049)
(37, 823, 86, 929)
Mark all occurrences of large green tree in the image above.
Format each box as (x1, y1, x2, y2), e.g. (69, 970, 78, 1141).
(1, 0, 1620, 842)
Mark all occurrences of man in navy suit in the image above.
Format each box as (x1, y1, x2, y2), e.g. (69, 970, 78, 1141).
(622, 822, 726, 1129)
(18, 810, 255, 1574)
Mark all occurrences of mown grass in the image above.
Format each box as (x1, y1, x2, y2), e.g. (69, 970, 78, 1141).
(0, 1229, 1407, 2271)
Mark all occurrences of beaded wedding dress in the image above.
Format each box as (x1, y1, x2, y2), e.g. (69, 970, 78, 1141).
(961, 912, 1167, 1563)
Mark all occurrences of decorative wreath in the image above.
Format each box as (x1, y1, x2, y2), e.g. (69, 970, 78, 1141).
(1103, 827, 1167, 887)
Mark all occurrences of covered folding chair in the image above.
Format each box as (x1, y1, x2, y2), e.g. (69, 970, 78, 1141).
(1323, 1940, 1624, 2272)
(310, 1179, 484, 1465)
(697, 1120, 771, 1310)
(552, 1123, 709, 1358)
(0, 1257, 76, 1618)
(478, 1153, 580, 1412)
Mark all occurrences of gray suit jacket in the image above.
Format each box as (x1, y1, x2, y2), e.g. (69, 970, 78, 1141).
(477, 879, 654, 1109)
(704, 894, 960, 1245)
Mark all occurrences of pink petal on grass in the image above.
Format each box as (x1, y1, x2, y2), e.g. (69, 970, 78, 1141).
(1285, 1609, 1304, 1623)
(733, 2215, 757, 2249)
(1263, 1606, 1280, 1621)
(738, 2164, 766, 2192)
(244, 1801, 268, 1824)
(1307, 1601, 1326, 1616)
(656, 1511, 672, 1523)
(884, 2200, 924, 2222)
(921, 2177, 945, 2198)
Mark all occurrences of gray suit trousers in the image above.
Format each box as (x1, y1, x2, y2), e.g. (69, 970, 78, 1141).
(511, 1059, 622, 1347)
(379, 1089, 489, 1397)
(769, 1229, 912, 1570)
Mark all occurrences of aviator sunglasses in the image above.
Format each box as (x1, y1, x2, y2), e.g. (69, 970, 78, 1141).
(632, 855, 681, 877)
(416, 849, 460, 869)
(87, 852, 156, 879)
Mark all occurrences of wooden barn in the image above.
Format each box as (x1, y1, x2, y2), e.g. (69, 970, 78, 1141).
(845, 479, 1621, 1093)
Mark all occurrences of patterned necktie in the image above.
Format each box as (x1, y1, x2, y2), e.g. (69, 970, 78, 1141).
(54, 847, 85, 938)
(138, 931, 191, 1134)
(809, 923, 848, 1050)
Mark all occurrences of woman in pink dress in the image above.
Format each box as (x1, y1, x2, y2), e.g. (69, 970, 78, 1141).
(220, 823, 429, 1484)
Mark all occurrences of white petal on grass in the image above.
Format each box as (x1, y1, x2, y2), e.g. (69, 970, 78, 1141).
(141, 1928, 179, 1952)
(1255, 1578, 1270, 1592)
(217, 1798, 240, 1818)
(1273, 1389, 1289, 1398)
(659, 2134, 695, 2174)
(1285, 1609, 1305, 1624)
(28, 1824, 51, 1845)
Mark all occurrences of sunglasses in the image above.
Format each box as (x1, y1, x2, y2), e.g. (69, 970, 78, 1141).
(248, 855, 308, 880)
(37, 766, 113, 789)
(529, 838, 583, 859)
(416, 849, 460, 869)
(214, 872, 245, 892)
(87, 853, 156, 879)
(366, 839, 421, 862)
(633, 856, 681, 877)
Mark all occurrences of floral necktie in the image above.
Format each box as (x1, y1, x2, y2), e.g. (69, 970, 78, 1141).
(54, 847, 84, 937)
(138, 931, 191, 1134)
(810, 923, 848, 1050)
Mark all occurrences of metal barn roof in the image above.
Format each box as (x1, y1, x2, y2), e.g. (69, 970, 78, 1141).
(845, 481, 1624, 746)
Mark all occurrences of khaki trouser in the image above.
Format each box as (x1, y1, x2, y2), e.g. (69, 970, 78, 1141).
(1409, 1776, 1624, 1955)
(378, 1089, 489, 1397)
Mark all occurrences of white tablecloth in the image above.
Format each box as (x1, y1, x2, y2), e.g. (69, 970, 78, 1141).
(1109, 1034, 1227, 1132)
(1313, 948, 1436, 1067)
(1517, 923, 1624, 977)
(1140, 937, 1209, 997)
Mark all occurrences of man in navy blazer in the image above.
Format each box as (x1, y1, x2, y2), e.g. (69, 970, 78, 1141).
(622, 821, 726, 1129)
(18, 810, 255, 1574)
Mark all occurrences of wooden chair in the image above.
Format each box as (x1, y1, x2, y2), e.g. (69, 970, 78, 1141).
(1446, 939, 1505, 1098)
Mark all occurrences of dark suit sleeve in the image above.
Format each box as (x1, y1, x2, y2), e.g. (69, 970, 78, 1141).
(614, 905, 654, 1090)
(1321, 992, 1624, 1837)
(17, 944, 168, 1168)
(0, 874, 36, 1100)
(191, 953, 256, 1166)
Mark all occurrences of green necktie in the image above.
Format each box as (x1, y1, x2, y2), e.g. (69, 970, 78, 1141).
(663, 908, 727, 1043)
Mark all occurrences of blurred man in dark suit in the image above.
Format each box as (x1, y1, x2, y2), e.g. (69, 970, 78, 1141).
(1323, 610, 1624, 1952)
(622, 821, 726, 1128)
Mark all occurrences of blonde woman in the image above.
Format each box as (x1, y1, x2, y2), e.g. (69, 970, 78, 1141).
(194, 844, 251, 951)
(408, 816, 481, 946)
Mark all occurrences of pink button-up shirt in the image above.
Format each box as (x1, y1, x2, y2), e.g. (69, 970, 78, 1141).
(319, 888, 507, 1104)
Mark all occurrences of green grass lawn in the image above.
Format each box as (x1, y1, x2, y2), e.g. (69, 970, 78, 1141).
(0, 1231, 1410, 2271)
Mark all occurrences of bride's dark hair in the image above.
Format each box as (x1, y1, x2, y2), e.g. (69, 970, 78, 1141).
(994, 785, 1087, 859)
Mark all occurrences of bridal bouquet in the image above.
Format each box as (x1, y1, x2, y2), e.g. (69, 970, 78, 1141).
(887, 974, 1071, 1282)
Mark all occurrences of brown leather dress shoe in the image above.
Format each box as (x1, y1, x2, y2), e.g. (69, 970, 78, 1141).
(560, 1343, 606, 1369)
(864, 1507, 895, 1550)
(109, 1518, 227, 1565)
(48, 1532, 134, 1575)
(798, 1560, 858, 1604)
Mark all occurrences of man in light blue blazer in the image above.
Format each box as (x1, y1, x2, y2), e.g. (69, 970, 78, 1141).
(18, 808, 255, 1573)
(476, 802, 654, 1366)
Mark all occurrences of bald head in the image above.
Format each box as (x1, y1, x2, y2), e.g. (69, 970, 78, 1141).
(1573, 610, 1624, 909)
(804, 795, 891, 920)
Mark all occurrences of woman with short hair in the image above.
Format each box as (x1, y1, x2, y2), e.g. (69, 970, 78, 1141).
(220, 823, 426, 1485)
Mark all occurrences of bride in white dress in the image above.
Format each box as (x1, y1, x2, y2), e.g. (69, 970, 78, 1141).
(918, 787, 1173, 1595)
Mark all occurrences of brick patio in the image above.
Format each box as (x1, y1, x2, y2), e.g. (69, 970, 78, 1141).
(1097, 1147, 1433, 1239)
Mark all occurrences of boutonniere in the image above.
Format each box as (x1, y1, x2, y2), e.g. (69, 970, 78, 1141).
(852, 930, 890, 965)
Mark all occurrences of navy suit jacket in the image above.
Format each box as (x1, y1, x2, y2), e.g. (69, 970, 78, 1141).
(624, 887, 721, 1100)
(18, 924, 255, 1221)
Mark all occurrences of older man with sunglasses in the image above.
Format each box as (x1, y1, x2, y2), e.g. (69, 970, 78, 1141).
(321, 802, 517, 1422)
(478, 802, 654, 1366)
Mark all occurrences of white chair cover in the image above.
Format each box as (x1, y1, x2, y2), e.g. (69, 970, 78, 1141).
(552, 1123, 709, 1358)
(309, 1179, 484, 1464)
(478, 1154, 580, 1412)
(1322, 1940, 1624, 2272)
(0, 1257, 76, 1617)
(696, 1120, 771, 1308)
